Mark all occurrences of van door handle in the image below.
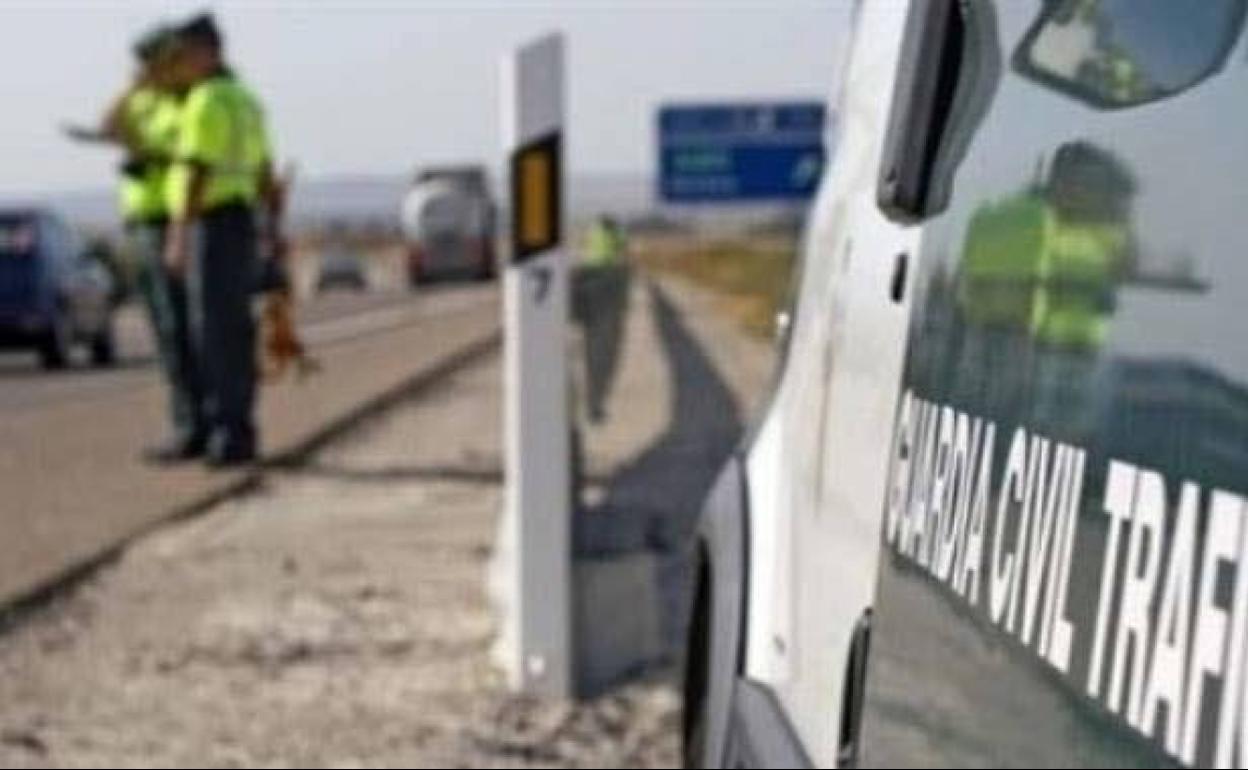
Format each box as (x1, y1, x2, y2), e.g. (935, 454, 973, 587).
(890, 252, 909, 303)
(837, 610, 874, 768)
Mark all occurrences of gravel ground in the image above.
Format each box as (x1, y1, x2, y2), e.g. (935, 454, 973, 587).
(0, 355, 680, 769)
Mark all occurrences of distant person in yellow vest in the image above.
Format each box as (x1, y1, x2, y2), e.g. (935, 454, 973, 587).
(584, 215, 627, 267)
(64, 24, 207, 464)
(574, 215, 631, 423)
(164, 13, 283, 467)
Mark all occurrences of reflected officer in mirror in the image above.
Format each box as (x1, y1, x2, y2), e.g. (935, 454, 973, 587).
(956, 140, 1137, 440)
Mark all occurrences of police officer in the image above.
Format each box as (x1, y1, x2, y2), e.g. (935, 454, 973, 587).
(65, 24, 206, 463)
(584, 215, 626, 267)
(164, 14, 281, 467)
(575, 214, 631, 423)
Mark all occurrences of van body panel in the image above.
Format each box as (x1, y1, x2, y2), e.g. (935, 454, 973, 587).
(739, 1, 918, 764)
(707, 0, 1248, 767)
(859, 2, 1248, 767)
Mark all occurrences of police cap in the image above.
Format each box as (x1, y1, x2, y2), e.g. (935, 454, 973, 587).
(178, 12, 224, 51)
(132, 23, 175, 63)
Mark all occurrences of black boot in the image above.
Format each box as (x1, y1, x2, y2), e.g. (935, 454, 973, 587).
(204, 431, 257, 469)
(141, 434, 207, 465)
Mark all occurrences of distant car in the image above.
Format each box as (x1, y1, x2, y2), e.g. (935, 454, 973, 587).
(0, 208, 116, 369)
(400, 166, 497, 286)
(316, 247, 368, 292)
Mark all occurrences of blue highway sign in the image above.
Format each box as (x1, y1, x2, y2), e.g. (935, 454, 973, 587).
(658, 101, 828, 203)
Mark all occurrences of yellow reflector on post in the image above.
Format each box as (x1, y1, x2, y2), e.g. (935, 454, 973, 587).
(519, 151, 551, 248)
(510, 132, 562, 262)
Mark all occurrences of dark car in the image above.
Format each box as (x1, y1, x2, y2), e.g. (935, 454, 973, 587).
(0, 209, 116, 369)
(315, 247, 368, 292)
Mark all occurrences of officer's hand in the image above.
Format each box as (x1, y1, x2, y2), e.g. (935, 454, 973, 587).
(61, 123, 108, 143)
(164, 228, 189, 277)
(262, 231, 290, 265)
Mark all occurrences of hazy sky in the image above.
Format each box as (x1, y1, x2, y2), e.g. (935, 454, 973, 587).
(0, 1, 851, 197)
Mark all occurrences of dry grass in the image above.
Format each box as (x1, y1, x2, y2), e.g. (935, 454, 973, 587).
(633, 234, 798, 338)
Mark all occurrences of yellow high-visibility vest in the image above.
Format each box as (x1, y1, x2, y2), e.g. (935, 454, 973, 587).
(166, 72, 270, 217)
(959, 194, 1126, 351)
(119, 87, 181, 221)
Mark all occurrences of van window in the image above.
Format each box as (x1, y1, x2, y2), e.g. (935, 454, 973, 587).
(1014, 0, 1246, 108)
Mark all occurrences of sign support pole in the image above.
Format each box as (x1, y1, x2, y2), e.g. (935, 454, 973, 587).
(494, 32, 572, 697)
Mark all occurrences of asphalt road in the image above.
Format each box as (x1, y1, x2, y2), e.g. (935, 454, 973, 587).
(0, 280, 499, 609)
(0, 287, 465, 411)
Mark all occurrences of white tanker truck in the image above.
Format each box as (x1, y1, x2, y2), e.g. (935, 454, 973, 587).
(399, 166, 497, 286)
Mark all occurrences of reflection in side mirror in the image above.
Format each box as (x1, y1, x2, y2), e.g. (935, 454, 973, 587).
(1014, 0, 1246, 109)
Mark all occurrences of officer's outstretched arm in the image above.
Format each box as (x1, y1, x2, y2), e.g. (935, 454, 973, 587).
(63, 89, 139, 152)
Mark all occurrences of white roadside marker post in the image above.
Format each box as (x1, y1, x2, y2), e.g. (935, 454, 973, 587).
(495, 31, 573, 697)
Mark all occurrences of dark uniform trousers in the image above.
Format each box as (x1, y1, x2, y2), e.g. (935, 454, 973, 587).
(188, 203, 258, 456)
(129, 218, 205, 446)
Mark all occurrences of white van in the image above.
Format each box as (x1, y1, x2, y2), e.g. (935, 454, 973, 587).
(683, 1, 1248, 767)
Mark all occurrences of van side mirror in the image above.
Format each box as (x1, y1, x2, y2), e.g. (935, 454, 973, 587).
(1014, 0, 1246, 109)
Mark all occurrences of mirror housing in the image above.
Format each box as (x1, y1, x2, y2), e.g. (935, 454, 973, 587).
(1014, 0, 1246, 110)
